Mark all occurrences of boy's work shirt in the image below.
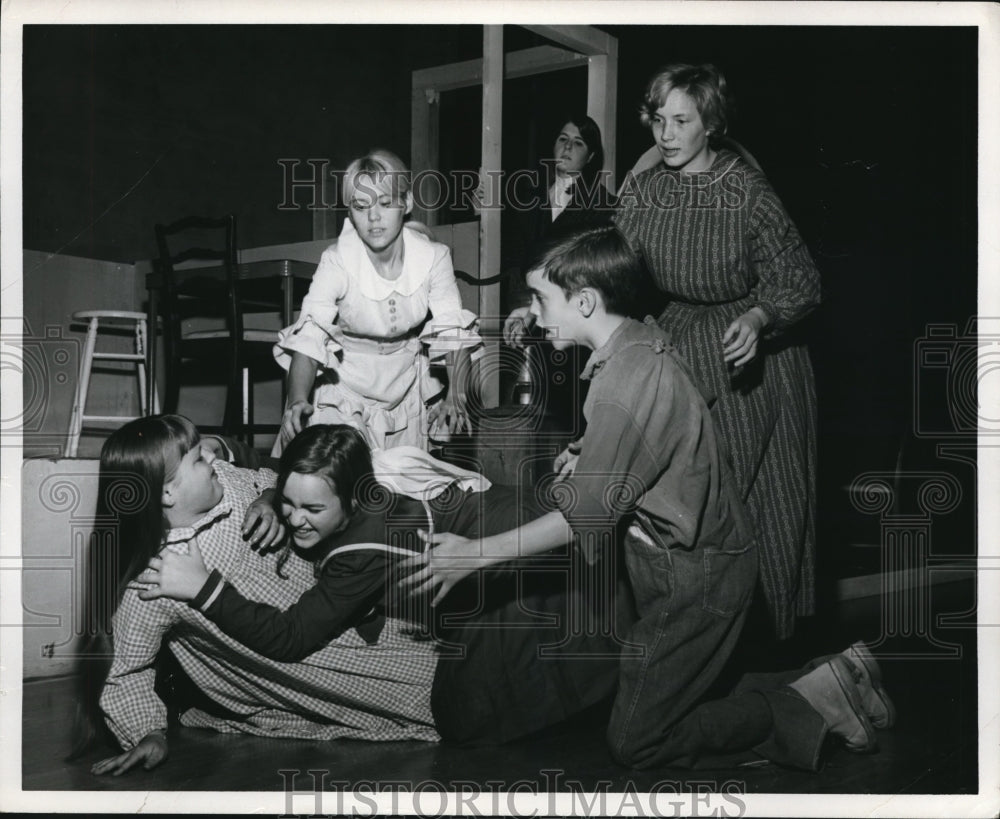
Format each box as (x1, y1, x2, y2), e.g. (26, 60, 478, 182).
(101, 460, 438, 750)
(555, 317, 752, 560)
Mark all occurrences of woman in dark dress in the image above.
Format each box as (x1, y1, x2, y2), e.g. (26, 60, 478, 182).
(615, 64, 821, 640)
(503, 115, 617, 428)
(517, 114, 617, 255)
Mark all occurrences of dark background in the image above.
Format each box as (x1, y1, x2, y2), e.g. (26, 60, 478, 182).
(22, 24, 978, 584)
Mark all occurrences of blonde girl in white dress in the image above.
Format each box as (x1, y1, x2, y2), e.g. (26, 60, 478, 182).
(273, 150, 480, 455)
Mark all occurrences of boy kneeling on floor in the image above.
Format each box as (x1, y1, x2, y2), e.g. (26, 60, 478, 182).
(403, 225, 894, 770)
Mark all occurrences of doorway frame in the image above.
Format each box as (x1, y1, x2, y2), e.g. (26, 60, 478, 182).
(410, 25, 618, 404)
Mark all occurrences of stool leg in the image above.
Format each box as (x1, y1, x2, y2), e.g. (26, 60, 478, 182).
(135, 319, 148, 417)
(135, 319, 161, 415)
(244, 367, 254, 450)
(64, 317, 99, 457)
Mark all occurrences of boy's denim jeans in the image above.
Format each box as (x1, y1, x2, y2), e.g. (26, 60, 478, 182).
(608, 527, 827, 771)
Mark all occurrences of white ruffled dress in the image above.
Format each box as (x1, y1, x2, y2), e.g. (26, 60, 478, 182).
(272, 221, 480, 454)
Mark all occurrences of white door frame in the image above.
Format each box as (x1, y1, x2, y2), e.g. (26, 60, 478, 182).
(411, 25, 618, 404)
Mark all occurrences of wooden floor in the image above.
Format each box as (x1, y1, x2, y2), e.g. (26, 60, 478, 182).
(21, 579, 980, 800)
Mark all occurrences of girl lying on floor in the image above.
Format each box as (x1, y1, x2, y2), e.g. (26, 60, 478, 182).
(137, 422, 628, 746)
(138, 422, 541, 660)
(81, 415, 625, 775)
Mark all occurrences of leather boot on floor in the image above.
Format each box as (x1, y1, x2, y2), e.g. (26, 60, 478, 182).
(808, 642, 897, 729)
(843, 641, 896, 729)
(789, 654, 877, 753)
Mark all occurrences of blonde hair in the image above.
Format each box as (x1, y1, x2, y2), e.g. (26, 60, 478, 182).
(342, 149, 412, 204)
(639, 63, 732, 144)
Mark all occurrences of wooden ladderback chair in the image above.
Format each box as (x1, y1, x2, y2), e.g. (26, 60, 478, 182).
(154, 214, 279, 445)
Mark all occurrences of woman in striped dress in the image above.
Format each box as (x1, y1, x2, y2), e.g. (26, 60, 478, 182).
(615, 63, 821, 639)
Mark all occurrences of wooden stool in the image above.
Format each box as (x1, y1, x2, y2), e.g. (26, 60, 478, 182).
(64, 310, 160, 457)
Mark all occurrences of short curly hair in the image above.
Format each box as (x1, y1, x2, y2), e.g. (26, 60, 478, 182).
(639, 63, 733, 144)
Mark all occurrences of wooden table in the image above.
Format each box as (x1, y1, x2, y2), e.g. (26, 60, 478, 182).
(144, 258, 315, 414)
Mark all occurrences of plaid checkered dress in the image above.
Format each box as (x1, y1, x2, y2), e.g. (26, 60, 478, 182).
(100, 461, 440, 749)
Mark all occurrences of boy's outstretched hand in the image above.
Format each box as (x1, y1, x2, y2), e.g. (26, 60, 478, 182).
(91, 730, 167, 776)
(398, 531, 493, 607)
(553, 442, 581, 482)
(138, 537, 211, 603)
